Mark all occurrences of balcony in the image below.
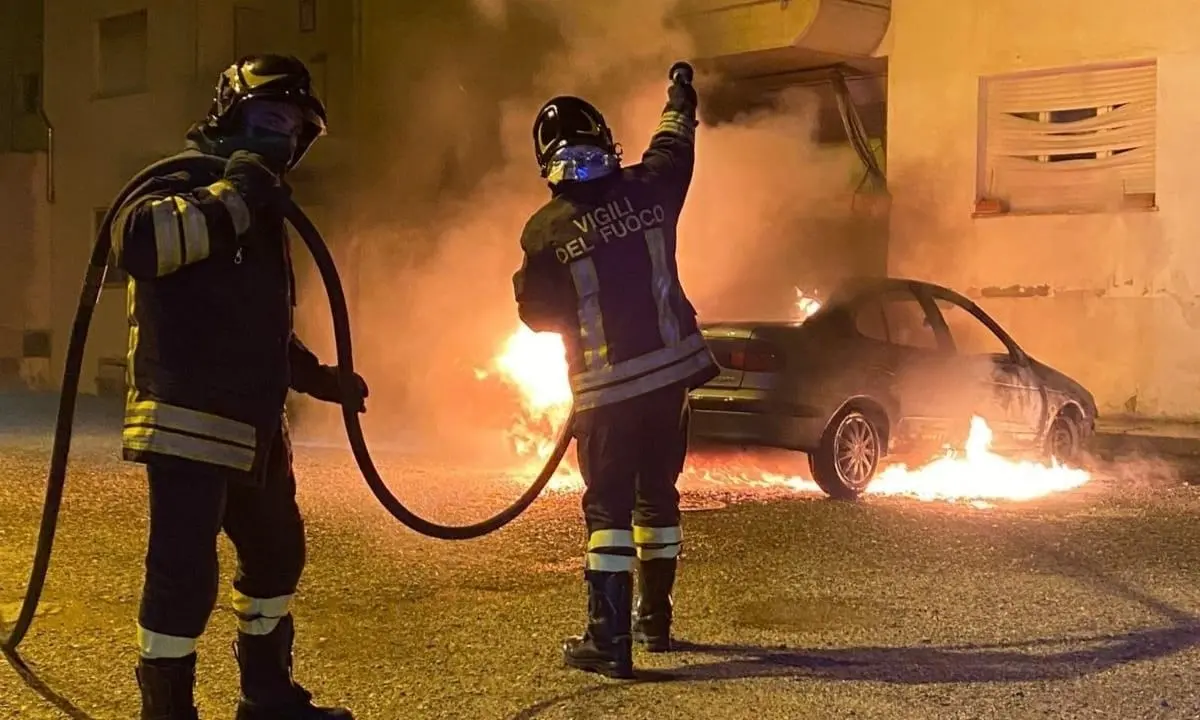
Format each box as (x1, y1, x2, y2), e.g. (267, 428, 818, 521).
(676, 0, 890, 79)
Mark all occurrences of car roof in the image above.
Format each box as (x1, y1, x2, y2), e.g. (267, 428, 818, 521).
(826, 276, 970, 305)
(700, 276, 974, 332)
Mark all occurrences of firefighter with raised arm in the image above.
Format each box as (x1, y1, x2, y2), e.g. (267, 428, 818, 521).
(112, 55, 367, 719)
(513, 62, 718, 679)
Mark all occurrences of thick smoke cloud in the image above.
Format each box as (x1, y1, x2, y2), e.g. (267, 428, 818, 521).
(290, 0, 880, 455)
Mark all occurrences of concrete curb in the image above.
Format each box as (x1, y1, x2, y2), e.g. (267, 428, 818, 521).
(1090, 431, 1200, 459)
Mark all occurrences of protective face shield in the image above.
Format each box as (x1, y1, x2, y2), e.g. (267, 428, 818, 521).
(543, 144, 620, 185)
(203, 54, 328, 171)
(237, 99, 308, 171)
(532, 96, 621, 187)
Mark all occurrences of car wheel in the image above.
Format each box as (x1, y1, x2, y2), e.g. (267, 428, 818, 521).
(809, 408, 883, 500)
(1045, 411, 1081, 464)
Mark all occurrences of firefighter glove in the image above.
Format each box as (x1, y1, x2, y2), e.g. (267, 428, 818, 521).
(667, 81, 698, 114)
(224, 150, 288, 210)
(308, 365, 369, 413)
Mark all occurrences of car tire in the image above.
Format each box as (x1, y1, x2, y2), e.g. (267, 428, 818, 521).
(809, 408, 883, 501)
(1045, 411, 1082, 465)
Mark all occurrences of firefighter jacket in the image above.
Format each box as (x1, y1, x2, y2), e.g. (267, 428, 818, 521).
(513, 98, 719, 412)
(111, 141, 325, 477)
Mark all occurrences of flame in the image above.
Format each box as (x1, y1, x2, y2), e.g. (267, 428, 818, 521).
(476, 325, 579, 490)
(866, 415, 1091, 505)
(794, 287, 822, 323)
(482, 325, 1091, 504)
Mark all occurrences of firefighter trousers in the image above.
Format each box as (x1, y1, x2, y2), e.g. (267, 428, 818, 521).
(136, 419, 307, 659)
(574, 383, 690, 571)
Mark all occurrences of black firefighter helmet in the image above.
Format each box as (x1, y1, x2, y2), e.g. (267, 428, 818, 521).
(204, 54, 328, 169)
(532, 95, 618, 179)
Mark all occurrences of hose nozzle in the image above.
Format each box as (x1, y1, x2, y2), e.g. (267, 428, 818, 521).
(669, 61, 694, 85)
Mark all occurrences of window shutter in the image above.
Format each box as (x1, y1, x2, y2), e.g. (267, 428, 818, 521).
(981, 61, 1157, 213)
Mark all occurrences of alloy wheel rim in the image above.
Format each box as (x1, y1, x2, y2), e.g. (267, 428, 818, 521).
(835, 415, 877, 488)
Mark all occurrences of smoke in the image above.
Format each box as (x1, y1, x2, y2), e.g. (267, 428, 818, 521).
(290, 0, 881, 454)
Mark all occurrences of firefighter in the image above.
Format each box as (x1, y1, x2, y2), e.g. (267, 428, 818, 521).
(113, 55, 366, 719)
(513, 61, 719, 679)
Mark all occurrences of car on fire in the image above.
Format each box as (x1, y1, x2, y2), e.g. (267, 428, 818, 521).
(687, 277, 1098, 500)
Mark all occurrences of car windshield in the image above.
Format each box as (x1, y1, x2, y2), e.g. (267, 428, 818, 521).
(934, 298, 1010, 356)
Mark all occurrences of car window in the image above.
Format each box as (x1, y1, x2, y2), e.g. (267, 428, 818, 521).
(853, 300, 889, 342)
(934, 298, 1010, 356)
(881, 293, 939, 350)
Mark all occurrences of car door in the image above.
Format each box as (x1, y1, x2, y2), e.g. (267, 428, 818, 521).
(925, 291, 1047, 448)
(875, 287, 960, 450)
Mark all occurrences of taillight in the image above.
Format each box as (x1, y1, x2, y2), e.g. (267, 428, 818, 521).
(728, 339, 784, 372)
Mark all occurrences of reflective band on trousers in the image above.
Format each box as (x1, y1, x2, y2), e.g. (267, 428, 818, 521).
(588, 529, 634, 551)
(586, 528, 636, 572)
(138, 625, 198, 659)
(586, 551, 636, 572)
(634, 525, 682, 560)
(231, 590, 293, 636)
(123, 398, 258, 471)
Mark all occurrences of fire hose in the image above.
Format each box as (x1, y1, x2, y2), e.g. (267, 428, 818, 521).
(2, 62, 696, 654)
(1, 154, 573, 653)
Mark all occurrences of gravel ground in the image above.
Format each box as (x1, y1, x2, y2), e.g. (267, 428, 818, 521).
(3, 414, 1200, 719)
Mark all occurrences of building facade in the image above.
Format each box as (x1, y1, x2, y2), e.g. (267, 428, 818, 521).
(0, 0, 51, 390)
(40, 0, 353, 394)
(885, 0, 1200, 418)
(38, 0, 1200, 418)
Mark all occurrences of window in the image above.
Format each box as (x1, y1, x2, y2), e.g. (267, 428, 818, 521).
(299, 0, 317, 32)
(978, 61, 1156, 214)
(853, 300, 889, 343)
(97, 10, 149, 97)
(95, 207, 127, 288)
(16, 73, 40, 115)
(933, 299, 1009, 357)
(881, 293, 938, 350)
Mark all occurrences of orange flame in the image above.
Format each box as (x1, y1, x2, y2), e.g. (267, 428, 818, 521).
(867, 416, 1090, 504)
(476, 326, 578, 490)
(482, 323, 1091, 504)
(794, 287, 822, 322)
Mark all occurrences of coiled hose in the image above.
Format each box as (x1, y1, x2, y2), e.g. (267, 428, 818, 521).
(1, 154, 572, 653)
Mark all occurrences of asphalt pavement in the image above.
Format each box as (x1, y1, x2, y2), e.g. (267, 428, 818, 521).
(3, 398, 1200, 719)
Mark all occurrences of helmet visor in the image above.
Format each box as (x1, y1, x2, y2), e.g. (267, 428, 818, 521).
(241, 100, 307, 138)
(544, 145, 619, 184)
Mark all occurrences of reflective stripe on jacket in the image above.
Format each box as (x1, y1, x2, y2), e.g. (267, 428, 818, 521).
(113, 144, 325, 472)
(514, 100, 718, 411)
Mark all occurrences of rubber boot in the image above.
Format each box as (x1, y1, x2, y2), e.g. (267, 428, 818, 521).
(136, 654, 200, 720)
(562, 569, 635, 679)
(632, 558, 677, 652)
(233, 614, 353, 719)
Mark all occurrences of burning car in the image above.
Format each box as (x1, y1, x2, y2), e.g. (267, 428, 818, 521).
(688, 277, 1098, 500)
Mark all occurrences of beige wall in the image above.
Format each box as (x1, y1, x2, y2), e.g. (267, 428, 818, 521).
(886, 0, 1200, 418)
(43, 0, 351, 393)
(0, 154, 50, 367)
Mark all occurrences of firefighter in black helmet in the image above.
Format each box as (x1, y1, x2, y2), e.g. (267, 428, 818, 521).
(513, 62, 718, 679)
(113, 55, 365, 719)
